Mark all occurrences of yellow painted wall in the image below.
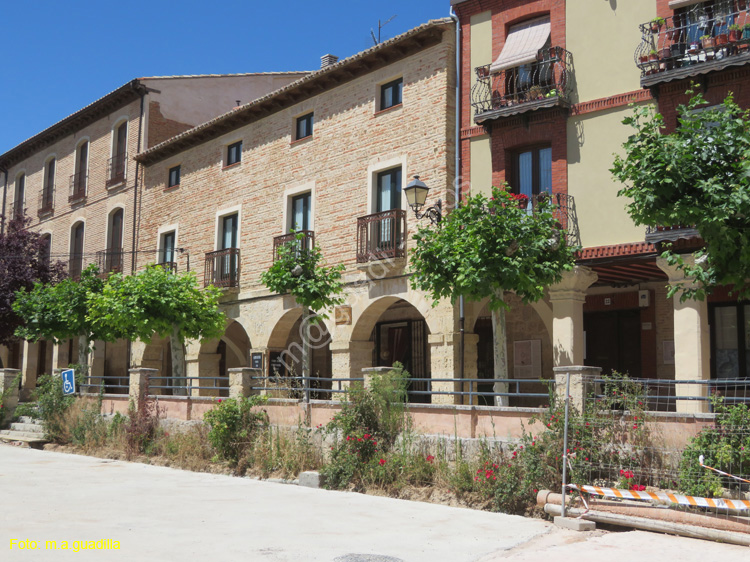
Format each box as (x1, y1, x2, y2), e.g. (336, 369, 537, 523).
(470, 136, 492, 197)
(567, 103, 654, 248)
(470, 11, 492, 120)
(567, 0, 653, 102)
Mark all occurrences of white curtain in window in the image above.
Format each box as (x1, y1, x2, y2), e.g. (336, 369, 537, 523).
(490, 16, 550, 74)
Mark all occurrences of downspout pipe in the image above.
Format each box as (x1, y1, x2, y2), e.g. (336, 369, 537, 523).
(131, 85, 146, 275)
(450, 6, 465, 382)
(1, 167, 7, 236)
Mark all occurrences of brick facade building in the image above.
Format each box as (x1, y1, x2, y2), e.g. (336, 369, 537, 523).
(0, 72, 307, 396)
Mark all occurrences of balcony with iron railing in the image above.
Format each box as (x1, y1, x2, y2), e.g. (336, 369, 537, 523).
(356, 209, 407, 263)
(68, 255, 84, 281)
(470, 46, 573, 124)
(69, 172, 87, 203)
(96, 249, 124, 277)
(636, 2, 750, 87)
(106, 153, 127, 188)
(273, 230, 315, 261)
(204, 248, 240, 288)
(38, 187, 54, 217)
(644, 224, 701, 246)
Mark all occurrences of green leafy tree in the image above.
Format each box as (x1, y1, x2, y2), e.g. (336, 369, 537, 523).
(13, 265, 106, 370)
(87, 265, 226, 385)
(261, 233, 345, 394)
(611, 90, 750, 300)
(410, 187, 578, 403)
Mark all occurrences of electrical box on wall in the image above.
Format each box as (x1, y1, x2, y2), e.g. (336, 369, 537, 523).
(639, 290, 650, 308)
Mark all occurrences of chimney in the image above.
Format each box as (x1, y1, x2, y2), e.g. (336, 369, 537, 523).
(320, 54, 339, 69)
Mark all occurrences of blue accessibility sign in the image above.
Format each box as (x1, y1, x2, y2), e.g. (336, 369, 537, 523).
(61, 369, 76, 396)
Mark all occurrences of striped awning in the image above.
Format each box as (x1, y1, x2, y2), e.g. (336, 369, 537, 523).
(489, 16, 550, 74)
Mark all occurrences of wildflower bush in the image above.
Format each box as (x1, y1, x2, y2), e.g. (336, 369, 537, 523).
(678, 394, 750, 497)
(203, 395, 269, 465)
(320, 364, 411, 489)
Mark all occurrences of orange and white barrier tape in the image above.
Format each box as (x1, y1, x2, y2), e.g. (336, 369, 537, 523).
(567, 484, 750, 511)
(699, 455, 750, 485)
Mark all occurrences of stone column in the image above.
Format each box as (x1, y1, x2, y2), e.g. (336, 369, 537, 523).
(128, 367, 156, 409)
(331, 340, 374, 394)
(89, 340, 106, 387)
(549, 267, 598, 367)
(51, 341, 70, 371)
(228, 367, 262, 399)
(428, 332, 460, 405)
(20, 341, 39, 402)
(0, 369, 21, 424)
(462, 333, 480, 405)
(553, 365, 601, 414)
(0, 345, 9, 369)
(656, 256, 710, 413)
(196, 353, 221, 397)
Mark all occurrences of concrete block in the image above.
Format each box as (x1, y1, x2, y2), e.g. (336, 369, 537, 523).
(554, 516, 596, 532)
(299, 471, 326, 489)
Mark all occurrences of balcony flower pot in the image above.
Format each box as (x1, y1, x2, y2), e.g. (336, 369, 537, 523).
(729, 25, 741, 42)
(701, 35, 715, 49)
(650, 17, 665, 33)
(477, 66, 490, 78)
(743, 25, 750, 40)
(716, 33, 729, 46)
(688, 41, 701, 54)
(648, 50, 659, 62)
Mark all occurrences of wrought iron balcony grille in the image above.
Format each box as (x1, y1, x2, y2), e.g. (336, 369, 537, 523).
(106, 153, 127, 187)
(38, 187, 54, 216)
(356, 209, 407, 263)
(69, 173, 87, 203)
(470, 46, 572, 122)
(635, 1, 750, 84)
(497, 193, 581, 248)
(204, 248, 240, 288)
(96, 250, 124, 277)
(273, 230, 315, 261)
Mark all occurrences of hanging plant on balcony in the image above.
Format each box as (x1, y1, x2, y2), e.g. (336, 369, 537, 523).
(650, 17, 665, 33)
(729, 24, 741, 43)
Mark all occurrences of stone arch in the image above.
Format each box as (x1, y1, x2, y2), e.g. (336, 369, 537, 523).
(471, 295, 554, 407)
(350, 296, 433, 404)
(197, 319, 251, 397)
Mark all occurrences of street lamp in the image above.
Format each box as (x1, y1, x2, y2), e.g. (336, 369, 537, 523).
(404, 175, 442, 225)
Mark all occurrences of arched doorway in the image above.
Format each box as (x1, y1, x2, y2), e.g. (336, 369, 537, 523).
(353, 298, 431, 404)
(201, 320, 251, 398)
(267, 309, 332, 399)
(472, 294, 553, 407)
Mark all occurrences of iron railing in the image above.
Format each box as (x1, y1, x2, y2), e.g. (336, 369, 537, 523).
(96, 250, 124, 277)
(69, 173, 87, 203)
(106, 153, 127, 187)
(81, 375, 129, 395)
(635, 1, 750, 81)
(273, 230, 315, 261)
(356, 209, 407, 263)
(470, 46, 573, 120)
(644, 224, 700, 244)
(157, 261, 177, 273)
(204, 248, 240, 288)
(148, 376, 229, 397)
(68, 255, 84, 281)
(38, 187, 54, 216)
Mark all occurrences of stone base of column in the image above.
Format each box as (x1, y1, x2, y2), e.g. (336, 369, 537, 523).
(553, 365, 602, 414)
(129, 368, 157, 410)
(228, 368, 262, 399)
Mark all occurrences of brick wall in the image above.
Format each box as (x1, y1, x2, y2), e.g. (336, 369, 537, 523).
(147, 101, 194, 148)
(138, 29, 456, 291)
(3, 98, 143, 271)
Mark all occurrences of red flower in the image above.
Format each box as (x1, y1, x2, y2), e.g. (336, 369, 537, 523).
(217, 399, 222, 403)
(426, 455, 435, 463)
(379, 458, 386, 466)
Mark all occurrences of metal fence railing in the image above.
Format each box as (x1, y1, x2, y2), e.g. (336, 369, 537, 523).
(81, 375, 129, 395)
(147, 376, 230, 398)
(560, 374, 750, 530)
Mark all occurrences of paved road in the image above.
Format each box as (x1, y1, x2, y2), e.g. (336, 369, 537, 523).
(0, 445, 747, 561)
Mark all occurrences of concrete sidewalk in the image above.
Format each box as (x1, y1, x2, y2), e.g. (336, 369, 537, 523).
(0, 445, 747, 561)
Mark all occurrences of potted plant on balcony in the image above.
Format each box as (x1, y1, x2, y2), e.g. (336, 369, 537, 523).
(729, 24, 742, 42)
(648, 49, 659, 61)
(688, 40, 701, 54)
(701, 34, 715, 49)
(476, 66, 490, 79)
(743, 23, 750, 41)
(650, 17, 665, 33)
(716, 31, 729, 46)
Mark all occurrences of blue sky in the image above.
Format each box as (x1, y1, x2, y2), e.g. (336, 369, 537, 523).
(1, 0, 450, 155)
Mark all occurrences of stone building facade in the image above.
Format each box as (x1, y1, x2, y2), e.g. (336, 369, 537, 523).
(131, 19, 461, 403)
(0, 72, 307, 397)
